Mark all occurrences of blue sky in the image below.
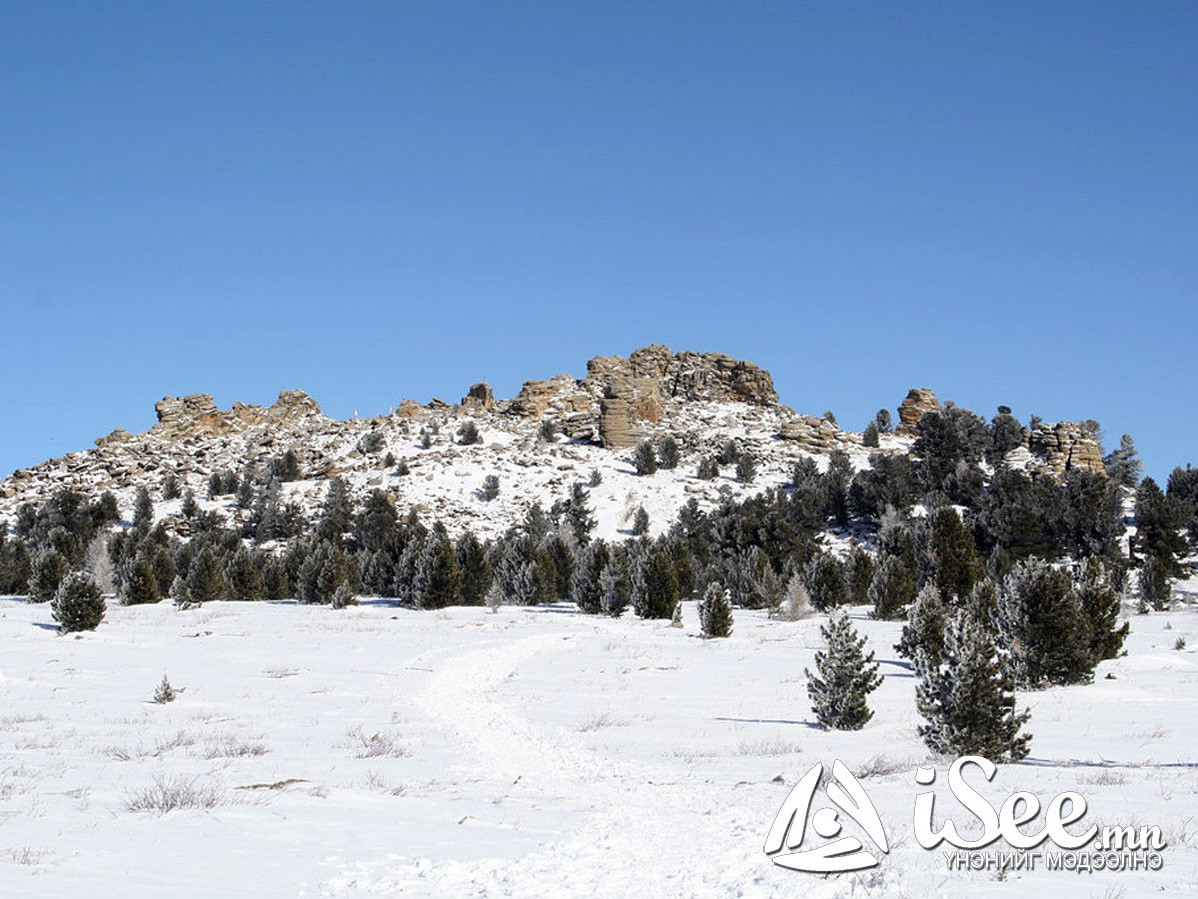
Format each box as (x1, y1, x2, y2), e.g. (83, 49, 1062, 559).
(1, 2, 1194, 482)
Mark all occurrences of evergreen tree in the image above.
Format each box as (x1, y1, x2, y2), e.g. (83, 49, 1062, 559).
(181, 490, 199, 519)
(752, 559, 785, 616)
(186, 545, 228, 604)
(272, 449, 302, 482)
(236, 474, 254, 510)
(998, 560, 1093, 687)
(523, 503, 551, 541)
(895, 583, 948, 677)
(735, 454, 757, 484)
(225, 546, 262, 602)
(458, 420, 482, 445)
(804, 552, 849, 611)
(632, 506, 649, 536)
(571, 540, 609, 614)
(51, 572, 106, 633)
(1133, 478, 1187, 610)
(545, 534, 575, 600)
(29, 548, 68, 603)
(699, 580, 733, 638)
(456, 531, 494, 605)
(162, 474, 181, 501)
(133, 487, 154, 532)
(874, 409, 893, 433)
(929, 507, 982, 603)
(1104, 435, 1143, 488)
(538, 419, 558, 443)
(1076, 557, 1128, 663)
(0, 534, 33, 596)
(914, 412, 962, 492)
(634, 440, 658, 476)
(124, 553, 160, 605)
(598, 549, 631, 617)
(632, 546, 680, 619)
(806, 611, 882, 731)
(658, 435, 680, 470)
(917, 608, 1031, 761)
(868, 554, 917, 620)
(169, 575, 195, 609)
(414, 526, 462, 609)
(318, 477, 353, 541)
(988, 408, 1027, 465)
(696, 456, 720, 480)
(566, 483, 596, 546)
(481, 474, 500, 501)
(844, 547, 875, 606)
(261, 556, 290, 602)
(862, 421, 880, 448)
(331, 581, 358, 609)
(153, 674, 177, 704)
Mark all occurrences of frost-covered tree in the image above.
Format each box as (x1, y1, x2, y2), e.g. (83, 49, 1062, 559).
(1076, 557, 1128, 663)
(697, 456, 720, 480)
(566, 483, 596, 546)
(658, 435, 680, 470)
(598, 550, 630, 618)
(804, 552, 849, 611)
(570, 540, 609, 614)
(162, 474, 181, 501)
(458, 420, 482, 445)
(318, 477, 353, 541)
(874, 409, 893, 433)
(456, 531, 493, 606)
(806, 611, 882, 731)
(51, 571, 106, 633)
(481, 475, 500, 501)
(169, 575, 195, 609)
(998, 559, 1092, 687)
(631, 506, 649, 536)
(698, 581, 733, 638)
(735, 454, 757, 484)
(634, 440, 658, 476)
(413, 525, 461, 609)
(1103, 435, 1143, 488)
(917, 609, 1031, 761)
(868, 554, 917, 620)
(29, 548, 68, 603)
(895, 583, 948, 678)
(133, 487, 154, 533)
(778, 572, 813, 621)
(632, 546, 680, 620)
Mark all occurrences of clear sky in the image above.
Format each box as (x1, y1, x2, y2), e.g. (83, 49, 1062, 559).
(1, 2, 1194, 482)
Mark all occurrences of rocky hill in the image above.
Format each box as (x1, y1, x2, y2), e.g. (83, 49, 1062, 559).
(0, 345, 1106, 541)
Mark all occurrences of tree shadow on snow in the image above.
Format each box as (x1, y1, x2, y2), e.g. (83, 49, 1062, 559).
(714, 716, 824, 730)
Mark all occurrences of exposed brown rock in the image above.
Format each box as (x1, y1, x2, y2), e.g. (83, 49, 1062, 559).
(584, 345, 778, 406)
(896, 388, 940, 434)
(778, 415, 857, 453)
(461, 382, 495, 411)
(1029, 422, 1105, 478)
(509, 375, 592, 419)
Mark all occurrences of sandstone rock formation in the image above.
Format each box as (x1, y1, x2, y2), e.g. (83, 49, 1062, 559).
(152, 390, 323, 439)
(1028, 422, 1105, 478)
(896, 388, 940, 434)
(583, 345, 778, 406)
(460, 382, 495, 411)
(778, 415, 857, 453)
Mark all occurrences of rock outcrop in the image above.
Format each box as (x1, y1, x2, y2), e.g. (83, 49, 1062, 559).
(460, 382, 495, 412)
(152, 390, 323, 438)
(1028, 422, 1105, 478)
(583, 345, 778, 407)
(778, 415, 857, 453)
(896, 388, 940, 434)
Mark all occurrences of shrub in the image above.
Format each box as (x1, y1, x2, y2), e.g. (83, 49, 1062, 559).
(51, 571, 106, 633)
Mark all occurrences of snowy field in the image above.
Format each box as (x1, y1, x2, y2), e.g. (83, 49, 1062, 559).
(1, 593, 1197, 898)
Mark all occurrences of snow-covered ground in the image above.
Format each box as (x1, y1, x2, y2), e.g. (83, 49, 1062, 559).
(2, 590, 1197, 898)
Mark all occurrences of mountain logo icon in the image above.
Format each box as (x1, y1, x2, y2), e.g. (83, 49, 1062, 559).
(763, 760, 889, 873)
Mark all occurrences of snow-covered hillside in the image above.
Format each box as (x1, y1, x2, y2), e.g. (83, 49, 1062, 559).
(1, 585, 1197, 898)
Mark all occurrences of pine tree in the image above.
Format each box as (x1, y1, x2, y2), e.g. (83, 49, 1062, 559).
(895, 584, 948, 677)
(874, 409, 893, 433)
(698, 581, 733, 638)
(186, 545, 228, 604)
(29, 548, 68, 603)
(658, 435, 680, 470)
(538, 419, 558, 443)
(169, 575, 195, 609)
(485, 581, 504, 614)
(929, 506, 982, 603)
(124, 552, 160, 605)
(632, 547, 680, 619)
(51, 571, 106, 633)
(566, 483, 596, 546)
(735, 454, 757, 484)
(0, 535, 33, 596)
(153, 674, 177, 704)
(862, 421, 880, 448)
(162, 474, 181, 501)
(805, 612, 882, 730)
(318, 477, 353, 541)
(414, 526, 461, 609)
(481, 474, 500, 501)
(133, 487, 154, 532)
(779, 573, 813, 620)
(804, 552, 848, 611)
(998, 560, 1093, 687)
(634, 440, 658, 476)
(458, 420, 482, 445)
(632, 506, 649, 536)
(1104, 435, 1143, 488)
(571, 540, 609, 614)
(225, 546, 262, 602)
(868, 555, 917, 620)
(917, 609, 1031, 761)
(844, 547, 875, 606)
(236, 475, 254, 509)
(331, 581, 358, 609)
(696, 456, 720, 480)
(752, 561, 785, 616)
(1076, 557, 1128, 663)
(598, 549, 631, 617)
(456, 531, 493, 605)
